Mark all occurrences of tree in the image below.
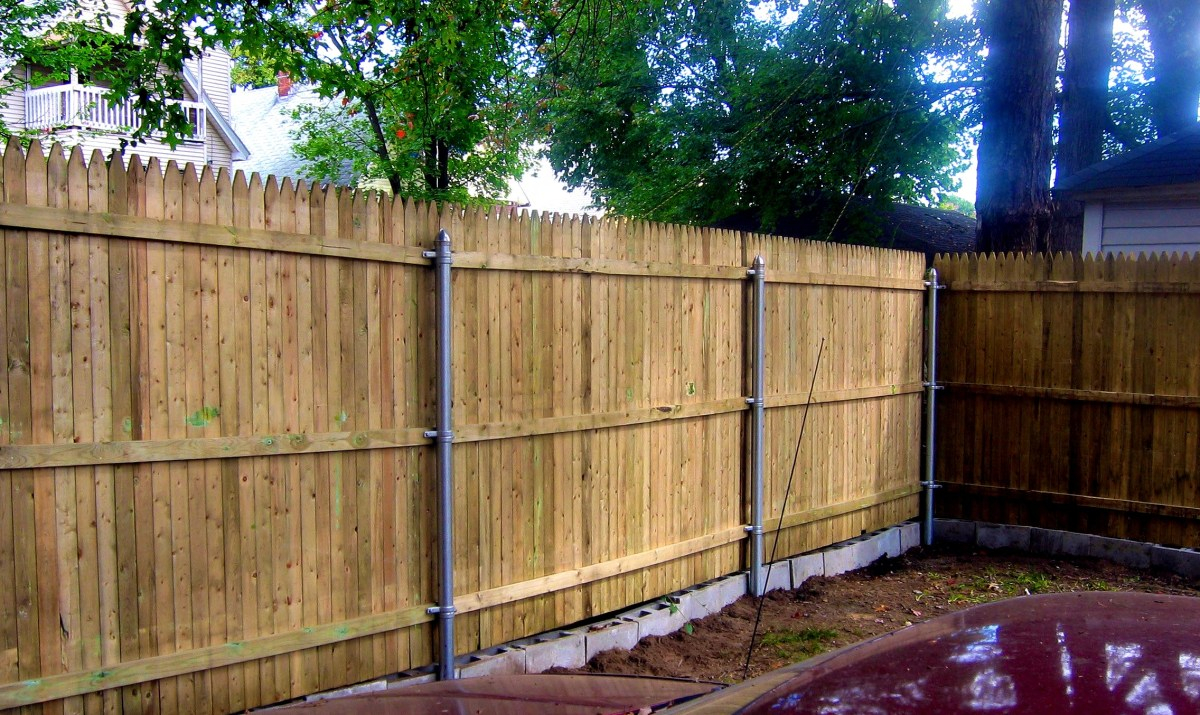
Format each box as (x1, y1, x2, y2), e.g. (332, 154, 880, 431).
(1052, 0, 1116, 251)
(1140, 0, 1200, 138)
(1058, 0, 1117, 180)
(975, 0, 1063, 252)
(540, 0, 975, 233)
(229, 44, 278, 89)
(115, 0, 540, 201)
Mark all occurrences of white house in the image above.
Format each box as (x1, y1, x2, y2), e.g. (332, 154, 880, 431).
(0, 0, 248, 170)
(1056, 123, 1200, 256)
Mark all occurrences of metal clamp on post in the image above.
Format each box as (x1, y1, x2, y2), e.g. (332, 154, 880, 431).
(427, 605, 458, 616)
(745, 524, 764, 535)
(424, 429, 455, 442)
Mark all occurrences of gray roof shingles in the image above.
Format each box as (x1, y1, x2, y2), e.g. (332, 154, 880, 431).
(230, 83, 353, 186)
(1055, 123, 1200, 195)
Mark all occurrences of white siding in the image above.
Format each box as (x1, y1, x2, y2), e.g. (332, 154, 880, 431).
(34, 129, 208, 169)
(206, 128, 232, 171)
(185, 49, 232, 120)
(1098, 199, 1200, 256)
(0, 67, 27, 131)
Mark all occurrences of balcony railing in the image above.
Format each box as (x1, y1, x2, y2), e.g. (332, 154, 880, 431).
(24, 84, 206, 142)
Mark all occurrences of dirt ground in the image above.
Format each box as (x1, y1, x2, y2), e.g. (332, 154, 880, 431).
(555, 544, 1200, 684)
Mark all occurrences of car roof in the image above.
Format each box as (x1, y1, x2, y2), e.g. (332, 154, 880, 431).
(665, 591, 1200, 714)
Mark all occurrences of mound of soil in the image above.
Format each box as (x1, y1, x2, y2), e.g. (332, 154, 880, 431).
(555, 544, 1200, 684)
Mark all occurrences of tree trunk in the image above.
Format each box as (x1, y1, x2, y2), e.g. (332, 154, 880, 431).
(976, 0, 1064, 253)
(1058, 0, 1116, 178)
(1053, 0, 1116, 252)
(1141, 0, 1200, 138)
(424, 137, 450, 194)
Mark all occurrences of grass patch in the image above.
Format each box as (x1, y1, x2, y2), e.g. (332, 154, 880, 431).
(940, 568, 1058, 604)
(760, 627, 840, 661)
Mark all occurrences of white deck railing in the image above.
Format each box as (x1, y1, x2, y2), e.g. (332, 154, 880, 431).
(24, 84, 206, 141)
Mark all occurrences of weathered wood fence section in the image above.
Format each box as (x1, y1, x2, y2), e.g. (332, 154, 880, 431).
(934, 252, 1200, 547)
(0, 140, 923, 714)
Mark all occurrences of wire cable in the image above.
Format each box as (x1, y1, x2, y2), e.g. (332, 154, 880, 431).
(741, 337, 825, 682)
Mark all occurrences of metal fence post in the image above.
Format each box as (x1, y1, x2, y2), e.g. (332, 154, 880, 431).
(424, 229, 457, 680)
(748, 256, 766, 595)
(922, 267, 941, 546)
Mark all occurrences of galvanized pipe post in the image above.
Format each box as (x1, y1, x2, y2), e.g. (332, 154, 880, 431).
(748, 256, 766, 596)
(424, 230, 457, 680)
(922, 267, 940, 546)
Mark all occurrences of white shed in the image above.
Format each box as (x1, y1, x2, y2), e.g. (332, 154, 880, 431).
(1056, 123, 1200, 256)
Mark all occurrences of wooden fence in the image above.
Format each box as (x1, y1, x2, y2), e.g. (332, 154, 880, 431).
(0, 140, 924, 714)
(934, 252, 1200, 547)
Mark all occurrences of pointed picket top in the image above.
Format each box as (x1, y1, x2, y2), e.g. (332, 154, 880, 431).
(26, 137, 46, 166)
(65, 143, 87, 171)
(197, 163, 216, 195)
(3, 135, 23, 161)
(164, 158, 181, 181)
(47, 144, 69, 200)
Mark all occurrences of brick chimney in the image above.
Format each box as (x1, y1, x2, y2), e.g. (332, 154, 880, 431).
(277, 71, 293, 99)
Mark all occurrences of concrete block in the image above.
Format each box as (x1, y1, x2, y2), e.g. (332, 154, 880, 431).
(674, 588, 705, 622)
(1090, 536, 1151, 569)
(933, 518, 977, 544)
(621, 601, 689, 639)
(306, 679, 387, 701)
(790, 552, 824, 588)
(977, 523, 1031, 551)
(456, 646, 527, 678)
(1058, 530, 1094, 557)
(691, 574, 747, 615)
(824, 538, 873, 576)
(757, 561, 792, 593)
(875, 527, 903, 558)
(387, 666, 437, 689)
(519, 630, 587, 673)
(579, 618, 640, 660)
(898, 521, 921, 552)
(1151, 546, 1200, 581)
(1029, 528, 1064, 555)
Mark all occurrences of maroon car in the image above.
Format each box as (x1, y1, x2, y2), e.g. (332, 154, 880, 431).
(275, 591, 1200, 714)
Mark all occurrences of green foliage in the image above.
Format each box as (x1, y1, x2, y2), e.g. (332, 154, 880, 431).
(9, 0, 545, 202)
(229, 44, 279, 88)
(1106, 4, 1158, 154)
(937, 193, 976, 217)
(540, 0, 977, 230)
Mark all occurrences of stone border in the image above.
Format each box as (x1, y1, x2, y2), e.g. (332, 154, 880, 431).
(273, 517, 1200, 706)
(364, 521, 921, 694)
(934, 518, 1200, 578)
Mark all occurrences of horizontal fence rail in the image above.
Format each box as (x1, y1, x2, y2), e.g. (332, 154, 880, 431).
(0, 139, 924, 713)
(933, 251, 1200, 548)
